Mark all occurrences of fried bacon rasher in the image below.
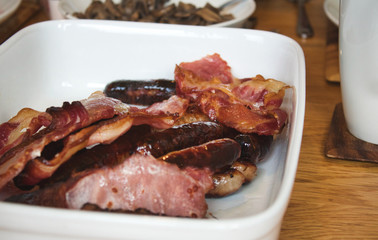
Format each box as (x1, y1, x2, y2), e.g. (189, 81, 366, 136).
(175, 53, 289, 135)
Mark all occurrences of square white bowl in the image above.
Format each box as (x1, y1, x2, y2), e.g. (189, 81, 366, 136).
(0, 20, 305, 240)
(58, 0, 256, 27)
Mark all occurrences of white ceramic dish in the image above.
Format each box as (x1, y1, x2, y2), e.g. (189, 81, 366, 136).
(0, 20, 305, 240)
(0, 0, 21, 24)
(58, 0, 255, 27)
(324, 0, 339, 26)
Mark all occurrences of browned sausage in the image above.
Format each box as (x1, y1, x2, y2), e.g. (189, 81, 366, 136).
(234, 133, 273, 164)
(230, 161, 257, 183)
(137, 122, 226, 157)
(158, 138, 241, 171)
(206, 169, 245, 197)
(104, 79, 176, 106)
(206, 161, 257, 198)
(40, 122, 226, 186)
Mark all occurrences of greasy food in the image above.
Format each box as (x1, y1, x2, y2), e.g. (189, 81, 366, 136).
(0, 53, 290, 218)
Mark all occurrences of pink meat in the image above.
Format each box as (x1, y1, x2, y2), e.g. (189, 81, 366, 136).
(15, 95, 189, 187)
(0, 108, 51, 157)
(7, 153, 214, 218)
(0, 92, 128, 190)
(178, 53, 233, 84)
(174, 53, 290, 135)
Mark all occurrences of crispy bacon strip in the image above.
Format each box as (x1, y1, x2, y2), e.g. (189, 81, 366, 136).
(7, 153, 214, 218)
(0, 92, 128, 190)
(174, 53, 289, 135)
(199, 90, 286, 135)
(15, 116, 134, 187)
(178, 53, 234, 84)
(130, 95, 189, 128)
(0, 108, 51, 157)
(14, 95, 189, 187)
(232, 75, 289, 111)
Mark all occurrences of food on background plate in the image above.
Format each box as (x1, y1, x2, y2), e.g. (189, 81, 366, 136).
(0, 53, 290, 218)
(73, 0, 234, 26)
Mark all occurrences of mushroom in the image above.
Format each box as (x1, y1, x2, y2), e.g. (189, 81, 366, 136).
(74, 0, 235, 26)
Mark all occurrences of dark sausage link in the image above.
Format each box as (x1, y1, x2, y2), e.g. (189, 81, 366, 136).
(41, 122, 226, 186)
(234, 133, 273, 164)
(158, 138, 241, 171)
(104, 79, 176, 105)
(138, 121, 225, 157)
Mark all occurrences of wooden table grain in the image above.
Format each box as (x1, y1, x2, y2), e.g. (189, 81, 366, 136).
(252, 1, 378, 239)
(2, 0, 378, 239)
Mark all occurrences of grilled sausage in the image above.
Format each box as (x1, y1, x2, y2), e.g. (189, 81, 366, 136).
(206, 160, 257, 198)
(234, 133, 273, 164)
(230, 161, 257, 183)
(104, 79, 176, 105)
(159, 138, 241, 171)
(206, 169, 245, 197)
(40, 122, 226, 186)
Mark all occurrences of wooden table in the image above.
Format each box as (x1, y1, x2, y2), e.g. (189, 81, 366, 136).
(252, 1, 378, 239)
(2, 0, 378, 239)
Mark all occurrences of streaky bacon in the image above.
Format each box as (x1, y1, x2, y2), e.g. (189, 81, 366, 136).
(0, 108, 51, 157)
(199, 91, 286, 135)
(0, 92, 128, 190)
(14, 95, 189, 187)
(15, 116, 134, 187)
(174, 53, 290, 135)
(178, 53, 233, 84)
(130, 95, 189, 128)
(7, 153, 214, 218)
(232, 75, 289, 111)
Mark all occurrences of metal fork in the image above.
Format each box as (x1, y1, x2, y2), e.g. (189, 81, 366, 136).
(292, 0, 314, 38)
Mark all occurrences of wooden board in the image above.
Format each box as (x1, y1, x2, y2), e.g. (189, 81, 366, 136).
(325, 103, 378, 162)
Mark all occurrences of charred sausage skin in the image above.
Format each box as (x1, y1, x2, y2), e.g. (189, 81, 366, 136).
(234, 133, 273, 164)
(104, 79, 176, 106)
(40, 122, 226, 186)
(159, 138, 241, 171)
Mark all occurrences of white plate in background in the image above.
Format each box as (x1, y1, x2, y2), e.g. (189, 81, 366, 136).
(0, 0, 21, 24)
(58, 0, 255, 27)
(0, 20, 305, 240)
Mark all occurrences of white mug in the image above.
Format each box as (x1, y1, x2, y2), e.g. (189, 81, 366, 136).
(339, 0, 378, 144)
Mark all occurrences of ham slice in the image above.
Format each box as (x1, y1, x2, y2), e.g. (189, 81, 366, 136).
(7, 153, 213, 218)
